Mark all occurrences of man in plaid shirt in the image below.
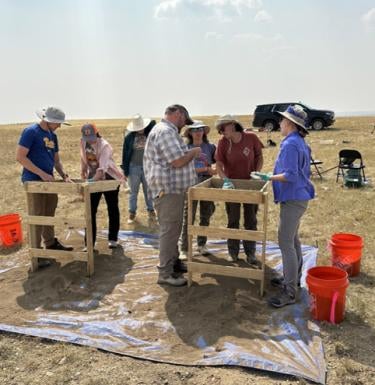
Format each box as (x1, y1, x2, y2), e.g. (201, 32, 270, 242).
(144, 104, 201, 286)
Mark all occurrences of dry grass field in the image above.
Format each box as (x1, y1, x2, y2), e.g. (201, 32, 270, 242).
(0, 115, 374, 385)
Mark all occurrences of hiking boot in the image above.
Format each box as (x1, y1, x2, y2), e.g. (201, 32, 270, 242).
(108, 240, 119, 249)
(174, 259, 187, 274)
(197, 245, 210, 255)
(227, 254, 238, 262)
(46, 238, 73, 251)
(270, 276, 301, 288)
(127, 213, 136, 224)
(268, 289, 296, 308)
(157, 273, 187, 287)
(246, 254, 260, 267)
(179, 250, 188, 260)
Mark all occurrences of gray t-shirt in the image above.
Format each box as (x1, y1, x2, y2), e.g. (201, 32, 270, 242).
(130, 133, 147, 166)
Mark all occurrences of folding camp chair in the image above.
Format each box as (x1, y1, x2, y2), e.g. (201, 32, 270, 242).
(336, 149, 366, 183)
(310, 157, 323, 180)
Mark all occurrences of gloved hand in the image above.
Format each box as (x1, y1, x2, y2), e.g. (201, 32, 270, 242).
(251, 171, 272, 181)
(222, 177, 235, 189)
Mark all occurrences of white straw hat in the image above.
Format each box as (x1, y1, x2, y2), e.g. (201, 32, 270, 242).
(127, 114, 152, 132)
(183, 120, 210, 137)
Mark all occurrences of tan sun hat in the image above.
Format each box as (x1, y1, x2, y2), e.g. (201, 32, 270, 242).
(127, 114, 152, 132)
(183, 120, 210, 137)
(278, 105, 309, 134)
(215, 114, 244, 132)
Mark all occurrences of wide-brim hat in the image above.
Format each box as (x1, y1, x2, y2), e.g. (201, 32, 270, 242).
(127, 114, 152, 132)
(183, 120, 210, 137)
(215, 114, 244, 131)
(278, 105, 309, 134)
(36, 106, 71, 125)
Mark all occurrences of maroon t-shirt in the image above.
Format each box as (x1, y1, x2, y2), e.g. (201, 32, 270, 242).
(215, 132, 264, 179)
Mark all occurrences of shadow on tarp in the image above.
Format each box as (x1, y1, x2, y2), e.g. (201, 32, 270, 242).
(16, 245, 133, 312)
(0, 231, 325, 384)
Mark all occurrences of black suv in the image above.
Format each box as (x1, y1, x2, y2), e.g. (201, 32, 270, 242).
(252, 102, 335, 131)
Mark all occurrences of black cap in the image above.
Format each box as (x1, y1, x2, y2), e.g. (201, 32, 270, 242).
(165, 104, 194, 125)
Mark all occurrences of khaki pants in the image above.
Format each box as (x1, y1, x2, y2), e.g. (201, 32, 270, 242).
(29, 193, 58, 248)
(154, 193, 185, 277)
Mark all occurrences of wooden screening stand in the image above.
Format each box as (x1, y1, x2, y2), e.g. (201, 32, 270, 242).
(187, 177, 269, 295)
(24, 180, 121, 276)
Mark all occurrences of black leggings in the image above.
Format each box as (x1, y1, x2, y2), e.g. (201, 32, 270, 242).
(86, 187, 120, 245)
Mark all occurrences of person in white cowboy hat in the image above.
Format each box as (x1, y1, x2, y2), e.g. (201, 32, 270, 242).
(16, 106, 73, 267)
(144, 104, 200, 287)
(215, 114, 264, 266)
(252, 104, 315, 308)
(121, 114, 157, 224)
(179, 120, 217, 259)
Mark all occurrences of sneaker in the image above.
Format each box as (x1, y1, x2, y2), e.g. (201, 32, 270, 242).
(227, 254, 238, 262)
(108, 240, 118, 249)
(197, 245, 210, 255)
(246, 254, 260, 267)
(157, 274, 187, 287)
(268, 289, 296, 308)
(174, 259, 187, 274)
(179, 250, 188, 260)
(270, 277, 301, 288)
(46, 238, 73, 251)
(127, 213, 136, 224)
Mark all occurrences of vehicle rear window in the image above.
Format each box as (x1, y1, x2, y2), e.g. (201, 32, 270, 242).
(272, 104, 289, 112)
(255, 105, 272, 112)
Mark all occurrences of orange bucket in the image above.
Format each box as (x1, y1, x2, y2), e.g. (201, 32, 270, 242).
(306, 266, 349, 324)
(0, 213, 23, 247)
(329, 233, 363, 277)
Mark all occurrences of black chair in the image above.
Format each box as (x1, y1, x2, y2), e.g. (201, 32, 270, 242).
(336, 149, 366, 183)
(310, 157, 323, 180)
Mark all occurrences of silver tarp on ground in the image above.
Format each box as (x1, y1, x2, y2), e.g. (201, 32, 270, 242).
(0, 231, 326, 384)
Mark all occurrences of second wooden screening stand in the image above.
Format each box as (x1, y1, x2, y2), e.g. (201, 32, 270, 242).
(24, 179, 121, 276)
(187, 177, 269, 296)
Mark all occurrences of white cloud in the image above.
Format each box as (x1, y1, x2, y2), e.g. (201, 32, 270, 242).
(254, 9, 272, 23)
(362, 8, 375, 29)
(205, 31, 223, 40)
(154, 0, 264, 21)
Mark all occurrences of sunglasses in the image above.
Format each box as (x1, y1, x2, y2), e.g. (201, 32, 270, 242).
(190, 127, 204, 133)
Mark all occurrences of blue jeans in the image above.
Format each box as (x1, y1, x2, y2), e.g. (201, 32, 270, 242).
(128, 164, 153, 214)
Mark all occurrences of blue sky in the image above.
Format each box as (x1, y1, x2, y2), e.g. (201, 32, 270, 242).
(0, 0, 374, 123)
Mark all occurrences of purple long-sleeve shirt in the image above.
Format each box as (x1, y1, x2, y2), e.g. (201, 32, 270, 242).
(272, 131, 315, 203)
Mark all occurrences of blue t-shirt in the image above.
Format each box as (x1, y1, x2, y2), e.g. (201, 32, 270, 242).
(18, 123, 59, 182)
(188, 142, 216, 183)
(272, 131, 315, 203)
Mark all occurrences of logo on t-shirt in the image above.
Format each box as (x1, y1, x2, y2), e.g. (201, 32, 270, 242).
(243, 147, 250, 157)
(43, 137, 55, 149)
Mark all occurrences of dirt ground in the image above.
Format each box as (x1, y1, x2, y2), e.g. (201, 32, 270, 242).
(0, 116, 375, 385)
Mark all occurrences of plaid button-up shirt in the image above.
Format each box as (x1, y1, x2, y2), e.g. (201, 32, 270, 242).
(144, 119, 197, 199)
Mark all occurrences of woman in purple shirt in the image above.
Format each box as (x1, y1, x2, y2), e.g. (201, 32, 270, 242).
(253, 105, 315, 308)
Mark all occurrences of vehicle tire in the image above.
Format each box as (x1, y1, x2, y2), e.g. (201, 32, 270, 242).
(312, 119, 324, 130)
(263, 120, 277, 131)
